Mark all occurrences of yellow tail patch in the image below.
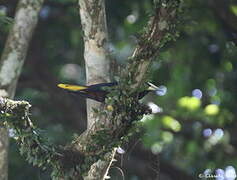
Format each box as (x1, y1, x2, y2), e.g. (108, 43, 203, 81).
(57, 84, 88, 91)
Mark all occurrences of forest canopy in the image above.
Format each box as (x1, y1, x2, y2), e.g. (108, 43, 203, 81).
(0, 0, 237, 179)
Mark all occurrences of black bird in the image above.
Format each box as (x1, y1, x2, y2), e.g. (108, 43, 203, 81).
(57, 82, 161, 102)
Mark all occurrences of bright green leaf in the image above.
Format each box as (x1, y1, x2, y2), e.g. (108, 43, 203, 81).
(204, 104, 219, 116)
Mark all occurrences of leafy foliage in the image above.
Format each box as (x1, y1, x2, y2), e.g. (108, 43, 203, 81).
(0, 0, 237, 179)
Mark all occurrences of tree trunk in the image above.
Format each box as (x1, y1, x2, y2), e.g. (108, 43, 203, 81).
(78, 0, 111, 129)
(0, 0, 44, 179)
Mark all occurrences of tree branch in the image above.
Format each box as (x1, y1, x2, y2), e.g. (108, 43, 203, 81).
(121, 1, 180, 90)
(0, 0, 44, 179)
(0, 97, 85, 179)
(0, 0, 44, 98)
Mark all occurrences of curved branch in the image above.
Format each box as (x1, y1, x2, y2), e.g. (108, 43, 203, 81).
(0, 98, 85, 179)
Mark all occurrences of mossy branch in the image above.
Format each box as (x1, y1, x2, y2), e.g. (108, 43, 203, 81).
(0, 98, 147, 179)
(121, 0, 181, 90)
(0, 98, 85, 179)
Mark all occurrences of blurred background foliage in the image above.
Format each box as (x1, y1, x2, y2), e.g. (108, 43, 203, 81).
(0, 0, 237, 179)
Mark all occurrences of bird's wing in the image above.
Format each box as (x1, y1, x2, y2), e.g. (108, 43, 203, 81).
(71, 90, 106, 102)
(57, 83, 107, 102)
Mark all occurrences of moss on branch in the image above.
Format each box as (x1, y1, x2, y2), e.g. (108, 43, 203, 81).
(121, 0, 181, 90)
(0, 97, 145, 179)
(0, 98, 85, 179)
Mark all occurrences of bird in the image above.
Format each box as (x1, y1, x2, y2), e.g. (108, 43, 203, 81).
(57, 82, 162, 103)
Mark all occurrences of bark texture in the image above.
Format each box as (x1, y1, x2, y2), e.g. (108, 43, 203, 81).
(79, 0, 111, 129)
(0, 0, 44, 179)
(0, 128, 8, 180)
